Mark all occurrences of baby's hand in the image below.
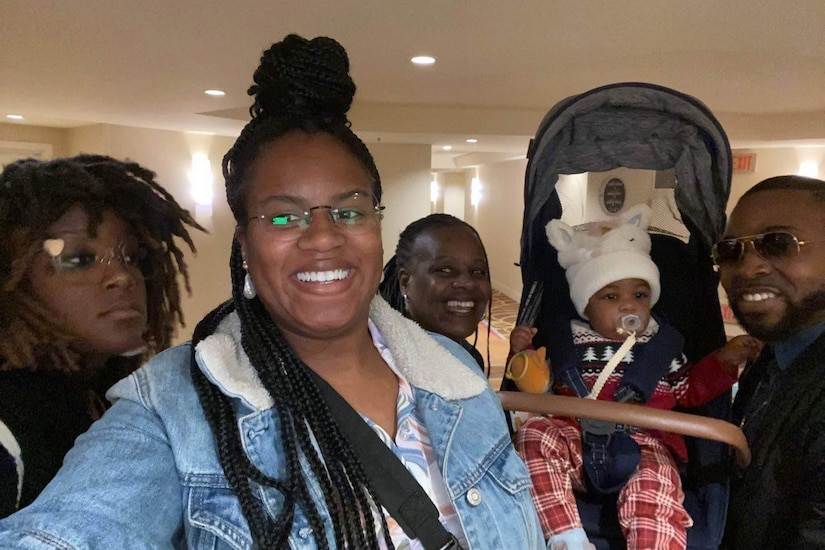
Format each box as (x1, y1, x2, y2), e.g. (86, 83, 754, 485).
(715, 335, 763, 377)
(509, 325, 538, 354)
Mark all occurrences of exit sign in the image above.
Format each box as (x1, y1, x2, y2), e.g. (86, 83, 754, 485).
(732, 152, 757, 172)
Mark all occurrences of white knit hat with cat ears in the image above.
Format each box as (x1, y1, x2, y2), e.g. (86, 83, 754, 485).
(546, 204, 661, 319)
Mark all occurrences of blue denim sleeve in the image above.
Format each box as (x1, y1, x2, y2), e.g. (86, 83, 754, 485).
(0, 375, 183, 549)
(420, 333, 545, 549)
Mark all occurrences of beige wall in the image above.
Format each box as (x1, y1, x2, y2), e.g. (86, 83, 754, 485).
(0, 122, 70, 157)
(67, 124, 240, 345)
(468, 159, 527, 302)
(557, 173, 588, 225)
(372, 143, 432, 265)
(67, 124, 106, 155)
(442, 172, 466, 220)
(729, 146, 825, 213)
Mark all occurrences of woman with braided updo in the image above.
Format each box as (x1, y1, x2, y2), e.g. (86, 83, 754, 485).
(0, 154, 202, 517)
(0, 35, 542, 549)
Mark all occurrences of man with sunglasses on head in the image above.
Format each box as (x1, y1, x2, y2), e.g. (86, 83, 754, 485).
(716, 175, 825, 549)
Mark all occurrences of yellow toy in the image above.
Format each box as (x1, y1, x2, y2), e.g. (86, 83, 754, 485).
(505, 347, 552, 393)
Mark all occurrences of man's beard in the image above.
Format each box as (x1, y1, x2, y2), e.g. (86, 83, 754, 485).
(730, 288, 825, 342)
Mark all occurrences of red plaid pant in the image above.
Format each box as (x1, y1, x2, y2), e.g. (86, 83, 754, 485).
(515, 416, 692, 550)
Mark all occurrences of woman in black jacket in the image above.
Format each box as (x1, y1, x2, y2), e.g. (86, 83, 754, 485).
(0, 155, 202, 516)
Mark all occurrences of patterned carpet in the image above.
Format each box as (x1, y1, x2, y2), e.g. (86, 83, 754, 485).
(486, 289, 519, 339)
(474, 290, 520, 388)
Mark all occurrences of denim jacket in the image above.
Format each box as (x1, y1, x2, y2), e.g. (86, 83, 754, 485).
(0, 297, 543, 549)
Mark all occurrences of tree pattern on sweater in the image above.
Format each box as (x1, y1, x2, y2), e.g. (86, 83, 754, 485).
(553, 318, 736, 462)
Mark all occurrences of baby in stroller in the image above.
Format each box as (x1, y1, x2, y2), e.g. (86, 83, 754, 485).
(512, 204, 761, 550)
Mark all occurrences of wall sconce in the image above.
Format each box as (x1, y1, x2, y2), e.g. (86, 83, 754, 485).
(189, 153, 214, 220)
(471, 177, 482, 206)
(430, 178, 439, 203)
(799, 161, 820, 178)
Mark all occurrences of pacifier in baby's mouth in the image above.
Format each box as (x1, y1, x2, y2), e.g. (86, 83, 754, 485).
(616, 314, 642, 335)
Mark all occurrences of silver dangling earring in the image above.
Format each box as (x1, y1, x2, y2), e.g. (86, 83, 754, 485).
(242, 260, 256, 299)
(402, 293, 410, 311)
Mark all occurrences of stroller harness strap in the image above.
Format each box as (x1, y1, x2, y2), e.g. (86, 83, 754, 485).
(619, 319, 685, 403)
(557, 315, 685, 405)
(587, 332, 636, 400)
(561, 316, 686, 495)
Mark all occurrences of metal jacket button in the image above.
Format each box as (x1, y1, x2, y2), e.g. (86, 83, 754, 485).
(466, 488, 482, 506)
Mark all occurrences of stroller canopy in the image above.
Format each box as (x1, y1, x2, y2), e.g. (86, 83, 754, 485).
(521, 82, 731, 286)
(514, 83, 735, 549)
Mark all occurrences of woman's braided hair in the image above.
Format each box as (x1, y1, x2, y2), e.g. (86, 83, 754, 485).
(0, 154, 202, 372)
(379, 213, 493, 374)
(190, 34, 391, 548)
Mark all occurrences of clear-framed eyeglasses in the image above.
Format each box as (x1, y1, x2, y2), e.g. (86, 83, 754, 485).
(43, 237, 151, 284)
(247, 190, 385, 240)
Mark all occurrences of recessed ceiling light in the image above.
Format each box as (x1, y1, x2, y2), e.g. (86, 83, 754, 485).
(411, 56, 436, 65)
(442, 145, 453, 151)
(466, 138, 478, 143)
(6, 114, 24, 120)
(204, 89, 226, 97)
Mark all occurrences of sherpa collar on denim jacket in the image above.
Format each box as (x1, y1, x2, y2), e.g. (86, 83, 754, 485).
(194, 295, 489, 411)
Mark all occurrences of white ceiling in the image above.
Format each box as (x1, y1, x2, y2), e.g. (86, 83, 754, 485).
(2, 1, 824, 167)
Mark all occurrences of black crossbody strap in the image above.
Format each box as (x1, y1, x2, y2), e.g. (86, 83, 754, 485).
(306, 369, 461, 550)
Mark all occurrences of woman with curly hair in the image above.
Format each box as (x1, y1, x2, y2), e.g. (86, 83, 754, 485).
(0, 35, 542, 549)
(0, 154, 202, 516)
